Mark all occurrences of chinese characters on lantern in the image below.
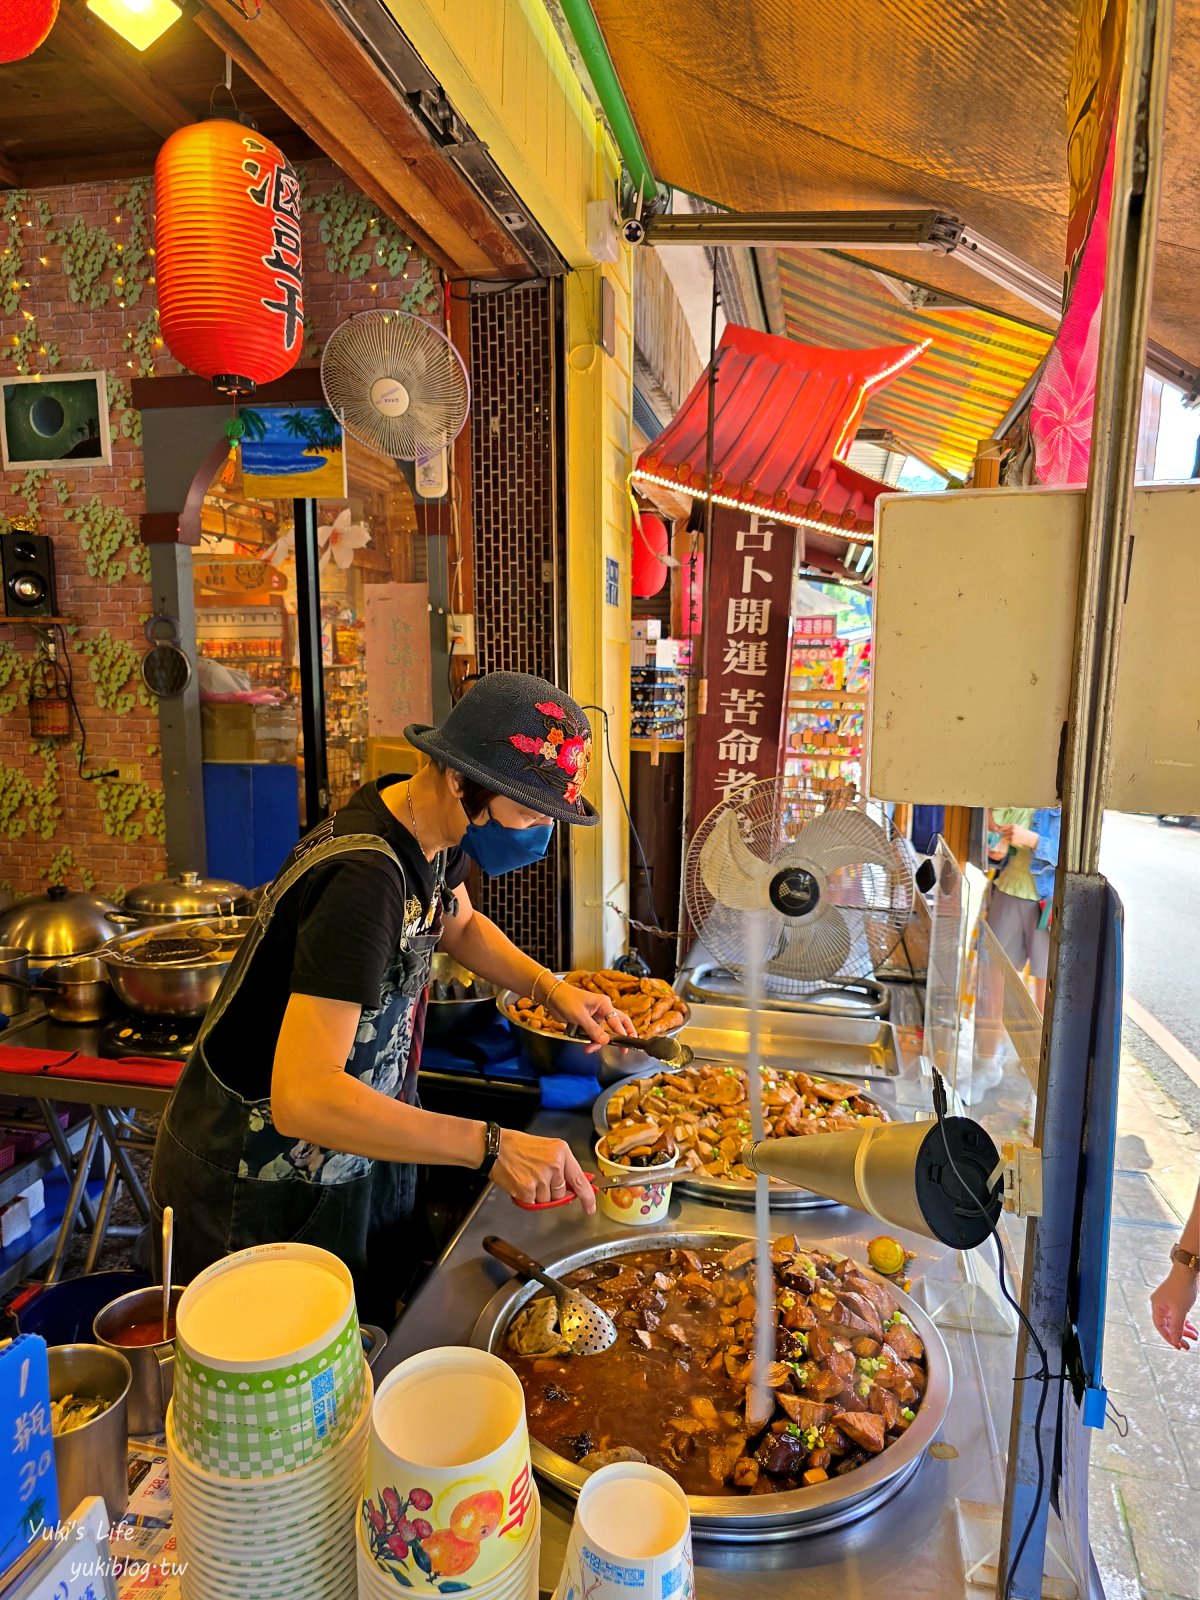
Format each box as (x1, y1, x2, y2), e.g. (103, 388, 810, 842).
(690, 509, 797, 827)
(242, 138, 304, 354)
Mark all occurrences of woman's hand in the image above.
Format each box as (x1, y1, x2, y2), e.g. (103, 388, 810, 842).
(548, 982, 637, 1044)
(1149, 1263, 1198, 1349)
(491, 1129, 596, 1213)
(998, 823, 1039, 851)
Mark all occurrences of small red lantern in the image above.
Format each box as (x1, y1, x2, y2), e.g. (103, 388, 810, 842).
(155, 119, 304, 396)
(0, 0, 58, 62)
(631, 510, 670, 598)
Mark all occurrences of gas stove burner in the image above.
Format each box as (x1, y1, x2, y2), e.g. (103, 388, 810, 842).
(100, 1013, 199, 1063)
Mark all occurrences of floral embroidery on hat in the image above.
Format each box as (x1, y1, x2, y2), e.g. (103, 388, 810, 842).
(507, 700, 592, 807)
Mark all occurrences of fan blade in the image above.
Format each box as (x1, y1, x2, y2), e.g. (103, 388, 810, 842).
(796, 807, 897, 873)
(697, 809, 774, 913)
(766, 903, 853, 981)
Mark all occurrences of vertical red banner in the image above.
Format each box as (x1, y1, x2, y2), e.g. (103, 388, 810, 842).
(690, 507, 796, 831)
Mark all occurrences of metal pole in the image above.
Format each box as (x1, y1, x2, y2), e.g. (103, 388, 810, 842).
(998, 0, 1175, 1592)
(293, 498, 330, 826)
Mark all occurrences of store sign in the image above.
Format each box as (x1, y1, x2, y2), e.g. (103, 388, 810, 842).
(194, 558, 285, 596)
(794, 616, 836, 640)
(690, 508, 796, 826)
(364, 583, 432, 737)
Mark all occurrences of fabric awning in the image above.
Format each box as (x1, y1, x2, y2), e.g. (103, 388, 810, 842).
(632, 323, 923, 545)
(775, 251, 1054, 479)
(589, 0, 1200, 377)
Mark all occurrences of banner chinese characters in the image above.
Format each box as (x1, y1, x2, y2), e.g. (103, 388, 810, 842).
(690, 508, 796, 829)
(364, 583, 432, 736)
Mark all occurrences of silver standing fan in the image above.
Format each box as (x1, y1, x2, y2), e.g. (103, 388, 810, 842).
(320, 310, 470, 465)
(685, 780, 914, 992)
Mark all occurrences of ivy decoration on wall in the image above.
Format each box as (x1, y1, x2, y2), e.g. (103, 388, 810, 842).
(0, 748, 61, 842)
(94, 773, 165, 844)
(308, 181, 419, 282)
(2, 190, 30, 316)
(113, 178, 153, 309)
(63, 496, 150, 585)
(40, 846, 96, 891)
(107, 375, 143, 447)
(123, 308, 162, 378)
(0, 642, 30, 717)
(46, 213, 121, 311)
(76, 627, 154, 713)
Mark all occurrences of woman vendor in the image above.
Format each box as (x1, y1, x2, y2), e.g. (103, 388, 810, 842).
(151, 673, 634, 1311)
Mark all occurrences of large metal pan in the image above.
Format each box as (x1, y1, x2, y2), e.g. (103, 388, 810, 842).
(472, 1226, 951, 1543)
(592, 1063, 892, 1211)
(99, 917, 250, 1019)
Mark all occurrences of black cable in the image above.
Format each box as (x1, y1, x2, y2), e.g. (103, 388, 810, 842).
(51, 624, 114, 781)
(580, 703, 663, 934)
(930, 1069, 1052, 1597)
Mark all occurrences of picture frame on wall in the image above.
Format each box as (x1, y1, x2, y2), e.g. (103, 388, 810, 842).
(0, 371, 112, 471)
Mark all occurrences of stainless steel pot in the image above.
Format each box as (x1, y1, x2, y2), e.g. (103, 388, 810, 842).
(0, 886, 123, 973)
(99, 916, 250, 1019)
(41, 955, 113, 1023)
(93, 1285, 181, 1436)
(425, 952, 497, 1041)
(471, 1226, 952, 1543)
(0, 944, 30, 1017)
(48, 1343, 132, 1522)
(119, 870, 250, 924)
(496, 978, 691, 1074)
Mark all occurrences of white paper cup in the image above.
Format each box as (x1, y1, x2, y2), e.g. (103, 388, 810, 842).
(557, 1462, 693, 1600)
(594, 1140, 676, 1226)
(361, 1347, 535, 1593)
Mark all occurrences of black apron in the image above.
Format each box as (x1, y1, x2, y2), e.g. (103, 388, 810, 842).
(150, 819, 446, 1317)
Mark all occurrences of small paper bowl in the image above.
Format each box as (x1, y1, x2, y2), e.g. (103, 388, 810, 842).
(594, 1138, 676, 1227)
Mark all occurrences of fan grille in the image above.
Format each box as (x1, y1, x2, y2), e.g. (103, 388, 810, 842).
(320, 311, 470, 462)
(685, 779, 913, 992)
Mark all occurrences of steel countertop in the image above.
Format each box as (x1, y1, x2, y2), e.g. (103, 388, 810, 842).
(381, 1109, 1023, 1600)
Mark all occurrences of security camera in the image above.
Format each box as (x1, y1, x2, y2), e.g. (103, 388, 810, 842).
(621, 216, 646, 246)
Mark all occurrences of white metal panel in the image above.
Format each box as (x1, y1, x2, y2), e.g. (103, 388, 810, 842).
(868, 483, 1200, 813)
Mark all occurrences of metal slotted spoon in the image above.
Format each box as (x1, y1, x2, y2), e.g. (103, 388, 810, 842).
(482, 1235, 617, 1355)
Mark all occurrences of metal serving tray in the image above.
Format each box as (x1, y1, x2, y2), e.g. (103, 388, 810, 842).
(592, 1063, 891, 1212)
(674, 997, 901, 1079)
(471, 1226, 952, 1543)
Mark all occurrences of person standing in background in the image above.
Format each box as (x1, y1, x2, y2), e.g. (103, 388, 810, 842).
(985, 806, 1060, 1010)
(1149, 1178, 1199, 1349)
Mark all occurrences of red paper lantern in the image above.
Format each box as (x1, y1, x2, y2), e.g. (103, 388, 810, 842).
(631, 510, 670, 598)
(155, 119, 304, 396)
(0, 0, 58, 62)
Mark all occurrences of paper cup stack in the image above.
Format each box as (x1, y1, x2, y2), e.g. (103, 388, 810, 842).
(166, 1242, 372, 1600)
(554, 1463, 694, 1600)
(357, 1348, 541, 1600)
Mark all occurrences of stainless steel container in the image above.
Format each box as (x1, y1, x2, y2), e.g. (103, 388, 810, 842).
(41, 956, 112, 1024)
(93, 1286, 181, 1436)
(48, 1343, 132, 1522)
(119, 870, 250, 924)
(0, 887, 123, 973)
(99, 917, 250, 1019)
(471, 1227, 952, 1543)
(424, 952, 497, 1041)
(496, 978, 690, 1074)
(0, 943, 30, 1017)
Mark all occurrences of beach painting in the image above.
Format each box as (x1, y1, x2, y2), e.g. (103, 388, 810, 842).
(240, 404, 348, 498)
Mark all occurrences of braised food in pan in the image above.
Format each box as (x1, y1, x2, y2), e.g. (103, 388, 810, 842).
(602, 1064, 887, 1180)
(508, 970, 687, 1038)
(504, 1240, 925, 1496)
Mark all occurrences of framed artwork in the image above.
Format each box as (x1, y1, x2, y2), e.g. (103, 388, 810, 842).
(239, 404, 348, 498)
(0, 372, 112, 470)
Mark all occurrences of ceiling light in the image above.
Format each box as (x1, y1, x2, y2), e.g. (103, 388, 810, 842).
(86, 0, 181, 51)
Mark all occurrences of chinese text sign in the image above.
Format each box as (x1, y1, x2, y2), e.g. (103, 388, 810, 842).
(364, 584, 433, 737)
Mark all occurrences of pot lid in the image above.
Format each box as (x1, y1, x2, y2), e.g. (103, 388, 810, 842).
(0, 886, 121, 961)
(122, 871, 249, 917)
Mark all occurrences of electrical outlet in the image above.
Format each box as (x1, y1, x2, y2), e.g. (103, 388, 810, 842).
(114, 763, 142, 784)
(447, 613, 475, 655)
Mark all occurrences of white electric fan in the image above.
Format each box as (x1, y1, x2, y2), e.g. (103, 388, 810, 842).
(685, 779, 915, 991)
(320, 311, 470, 479)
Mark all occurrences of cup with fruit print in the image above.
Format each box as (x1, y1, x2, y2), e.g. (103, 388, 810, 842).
(359, 1346, 538, 1595)
(594, 1136, 675, 1227)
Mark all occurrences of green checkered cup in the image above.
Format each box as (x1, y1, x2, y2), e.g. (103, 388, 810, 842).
(172, 1241, 365, 1479)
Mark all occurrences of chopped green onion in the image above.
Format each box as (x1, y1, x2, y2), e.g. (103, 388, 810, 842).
(786, 1423, 803, 1438)
(901, 1407, 915, 1423)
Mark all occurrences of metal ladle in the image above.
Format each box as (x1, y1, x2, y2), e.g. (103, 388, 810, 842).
(483, 1235, 617, 1355)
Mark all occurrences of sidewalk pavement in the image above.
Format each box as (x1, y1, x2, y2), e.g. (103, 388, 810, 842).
(1089, 1030, 1199, 1600)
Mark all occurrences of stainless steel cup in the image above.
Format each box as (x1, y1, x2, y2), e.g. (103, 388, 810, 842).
(0, 943, 30, 1016)
(93, 1286, 181, 1437)
(47, 1343, 131, 1521)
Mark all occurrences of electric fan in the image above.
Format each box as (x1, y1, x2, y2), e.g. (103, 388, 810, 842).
(320, 311, 470, 464)
(685, 780, 914, 991)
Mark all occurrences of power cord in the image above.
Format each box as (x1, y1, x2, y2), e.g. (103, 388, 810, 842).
(929, 1068, 1053, 1597)
(580, 703, 664, 935)
(51, 624, 116, 781)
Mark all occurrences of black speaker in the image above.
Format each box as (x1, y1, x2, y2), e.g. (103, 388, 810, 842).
(0, 531, 57, 617)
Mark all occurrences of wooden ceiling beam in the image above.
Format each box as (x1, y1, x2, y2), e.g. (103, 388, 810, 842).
(0, 152, 21, 188)
(51, 3, 194, 138)
(192, 0, 528, 280)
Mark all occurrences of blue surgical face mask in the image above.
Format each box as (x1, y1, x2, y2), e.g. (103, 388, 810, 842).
(460, 808, 554, 877)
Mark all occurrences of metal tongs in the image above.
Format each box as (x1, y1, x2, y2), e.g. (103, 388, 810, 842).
(512, 1164, 689, 1210)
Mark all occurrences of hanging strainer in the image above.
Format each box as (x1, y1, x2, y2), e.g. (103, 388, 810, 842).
(142, 615, 193, 699)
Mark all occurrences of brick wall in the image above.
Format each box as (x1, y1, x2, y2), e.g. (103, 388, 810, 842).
(0, 159, 437, 901)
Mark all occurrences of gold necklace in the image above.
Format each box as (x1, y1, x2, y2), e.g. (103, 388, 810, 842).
(405, 782, 430, 858)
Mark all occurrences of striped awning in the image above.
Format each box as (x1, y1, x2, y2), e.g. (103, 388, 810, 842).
(775, 251, 1053, 480)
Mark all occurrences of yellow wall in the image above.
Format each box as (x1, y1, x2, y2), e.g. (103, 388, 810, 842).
(387, 0, 634, 962)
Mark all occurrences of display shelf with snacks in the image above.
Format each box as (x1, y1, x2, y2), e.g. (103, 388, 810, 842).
(630, 663, 686, 742)
(195, 601, 292, 692)
(786, 621, 869, 802)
